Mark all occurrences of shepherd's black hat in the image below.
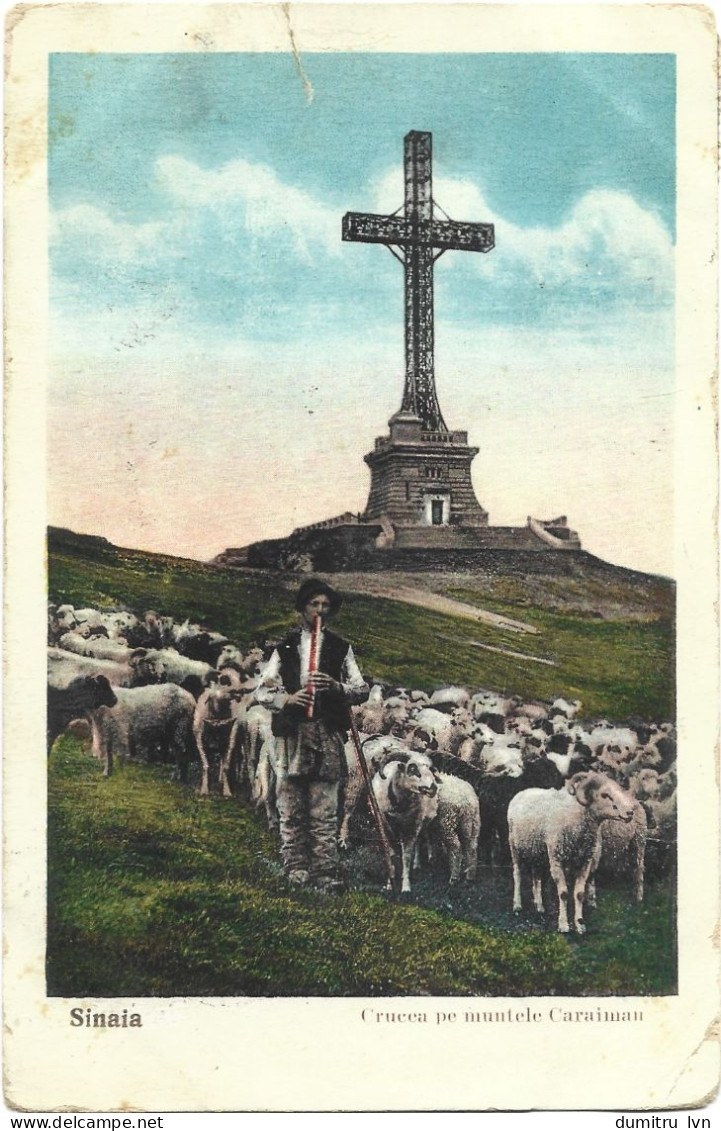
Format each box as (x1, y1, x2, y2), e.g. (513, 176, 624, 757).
(294, 578, 343, 614)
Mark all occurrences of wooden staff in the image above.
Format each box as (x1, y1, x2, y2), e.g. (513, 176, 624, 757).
(305, 613, 321, 718)
(348, 714, 398, 895)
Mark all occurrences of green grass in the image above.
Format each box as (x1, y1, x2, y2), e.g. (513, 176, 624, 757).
(445, 588, 675, 721)
(48, 737, 676, 998)
(47, 535, 676, 997)
(49, 542, 674, 720)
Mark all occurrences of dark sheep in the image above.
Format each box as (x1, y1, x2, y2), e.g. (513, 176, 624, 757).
(47, 675, 118, 753)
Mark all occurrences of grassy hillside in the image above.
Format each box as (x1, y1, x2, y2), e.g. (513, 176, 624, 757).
(46, 532, 676, 998)
(48, 536, 674, 721)
(48, 736, 676, 997)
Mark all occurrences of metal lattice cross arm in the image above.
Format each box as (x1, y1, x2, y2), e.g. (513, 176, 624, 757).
(342, 131, 494, 432)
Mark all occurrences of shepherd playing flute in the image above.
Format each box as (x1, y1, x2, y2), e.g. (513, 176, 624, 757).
(255, 579, 369, 893)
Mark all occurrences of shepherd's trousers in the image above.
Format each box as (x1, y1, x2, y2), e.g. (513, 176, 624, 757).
(276, 777, 340, 878)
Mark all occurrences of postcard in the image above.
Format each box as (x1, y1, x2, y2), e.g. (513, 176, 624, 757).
(4, 1, 719, 1113)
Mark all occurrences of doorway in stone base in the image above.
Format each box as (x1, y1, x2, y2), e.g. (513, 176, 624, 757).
(424, 493, 450, 526)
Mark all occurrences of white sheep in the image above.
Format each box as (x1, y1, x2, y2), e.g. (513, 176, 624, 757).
(48, 646, 135, 689)
(508, 771, 636, 934)
(510, 699, 548, 725)
(339, 733, 410, 849)
(478, 735, 524, 778)
(429, 774, 480, 884)
(129, 647, 214, 697)
(88, 683, 196, 777)
(59, 632, 133, 664)
(588, 798, 647, 904)
(412, 707, 457, 750)
(370, 750, 440, 893)
(352, 684, 385, 734)
(193, 666, 246, 797)
(252, 734, 280, 831)
(234, 698, 273, 791)
(429, 686, 470, 712)
(549, 697, 582, 720)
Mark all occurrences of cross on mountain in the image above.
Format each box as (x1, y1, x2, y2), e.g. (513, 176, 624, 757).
(342, 131, 494, 432)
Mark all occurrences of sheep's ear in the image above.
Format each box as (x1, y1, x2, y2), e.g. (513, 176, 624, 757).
(130, 648, 147, 660)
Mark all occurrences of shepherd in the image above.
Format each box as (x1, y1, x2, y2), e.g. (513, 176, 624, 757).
(256, 579, 369, 893)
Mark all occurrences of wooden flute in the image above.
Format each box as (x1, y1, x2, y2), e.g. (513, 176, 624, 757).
(305, 613, 321, 718)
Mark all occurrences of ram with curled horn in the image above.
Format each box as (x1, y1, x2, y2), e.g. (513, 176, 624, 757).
(369, 749, 441, 893)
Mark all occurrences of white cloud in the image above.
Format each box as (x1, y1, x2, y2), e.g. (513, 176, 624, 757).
(49, 204, 167, 266)
(153, 154, 340, 260)
(372, 168, 674, 305)
(51, 152, 675, 371)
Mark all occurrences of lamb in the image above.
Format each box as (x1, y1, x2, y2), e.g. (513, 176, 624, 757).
(88, 683, 196, 777)
(588, 797, 647, 904)
(70, 607, 107, 631)
(125, 611, 175, 650)
(428, 774, 480, 884)
(234, 697, 273, 791)
(629, 767, 661, 800)
(455, 730, 488, 765)
(370, 750, 440, 893)
(57, 631, 97, 656)
(192, 665, 246, 796)
(656, 764, 677, 799)
(240, 646, 265, 677)
(545, 738, 594, 780)
(508, 771, 636, 934)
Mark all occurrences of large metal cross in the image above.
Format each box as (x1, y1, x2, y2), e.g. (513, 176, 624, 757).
(342, 131, 494, 432)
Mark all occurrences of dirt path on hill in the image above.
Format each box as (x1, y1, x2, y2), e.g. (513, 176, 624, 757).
(327, 577, 540, 635)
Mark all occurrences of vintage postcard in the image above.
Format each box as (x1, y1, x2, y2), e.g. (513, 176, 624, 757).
(4, 1, 719, 1113)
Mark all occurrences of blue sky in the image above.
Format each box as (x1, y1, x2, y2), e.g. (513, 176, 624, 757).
(48, 51, 676, 572)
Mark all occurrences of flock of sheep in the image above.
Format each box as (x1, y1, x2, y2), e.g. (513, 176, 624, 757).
(47, 600, 677, 935)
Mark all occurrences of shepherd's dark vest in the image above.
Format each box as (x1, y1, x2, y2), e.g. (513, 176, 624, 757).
(271, 626, 352, 737)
